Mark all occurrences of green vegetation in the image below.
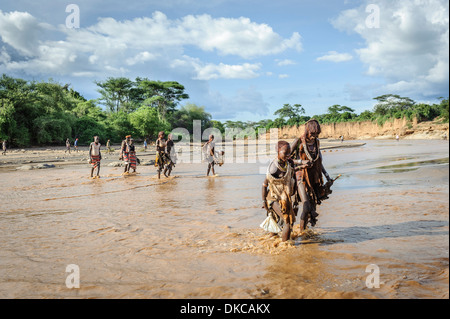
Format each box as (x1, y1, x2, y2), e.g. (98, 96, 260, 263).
(0, 74, 448, 147)
(0, 75, 202, 147)
(221, 95, 449, 133)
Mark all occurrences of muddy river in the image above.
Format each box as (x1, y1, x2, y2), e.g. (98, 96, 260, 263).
(0, 139, 448, 298)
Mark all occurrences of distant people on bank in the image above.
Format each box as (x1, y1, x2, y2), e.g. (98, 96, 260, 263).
(89, 136, 102, 179)
(65, 138, 71, 154)
(74, 138, 79, 152)
(144, 139, 148, 152)
(106, 139, 111, 153)
(2, 140, 6, 155)
(340, 135, 344, 143)
(396, 134, 400, 141)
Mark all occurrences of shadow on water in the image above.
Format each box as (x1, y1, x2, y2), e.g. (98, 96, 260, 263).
(316, 220, 449, 246)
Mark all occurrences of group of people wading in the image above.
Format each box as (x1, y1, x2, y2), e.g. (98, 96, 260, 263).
(85, 119, 334, 241)
(117, 132, 176, 179)
(262, 119, 336, 241)
(86, 132, 176, 179)
(155, 131, 176, 179)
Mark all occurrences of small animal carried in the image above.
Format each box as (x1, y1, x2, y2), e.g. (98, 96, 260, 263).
(317, 174, 341, 201)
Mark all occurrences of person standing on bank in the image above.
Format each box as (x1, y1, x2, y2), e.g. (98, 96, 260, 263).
(2, 140, 6, 155)
(106, 139, 111, 153)
(65, 138, 71, 154)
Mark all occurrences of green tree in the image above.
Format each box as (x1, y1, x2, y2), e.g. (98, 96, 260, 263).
(95, 77, 135, 113)
(323, 105, 356, 123)
(274, 103, 305, 126)
(106, 111, 135, 142)
(33, 115, 73, 145)
(373, 94, 415, 116)
(138, 80, 189, 121)
(211, 120, 225, 135)
(437, 97, 449, 122)
(357, 110, 374, 121)
(73, 117, 108, 145)
(171, 103, 211, 134)
(0, 75, 38, 146)
(72, 99, 106, 121)
(0, 98, 16, 141)
(273, 117, 286, 128)
(129, 105, 169, 139)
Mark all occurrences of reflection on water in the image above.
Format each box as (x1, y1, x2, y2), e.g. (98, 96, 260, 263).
(376, 157, 449, 173)
(0, 140, 448, 298)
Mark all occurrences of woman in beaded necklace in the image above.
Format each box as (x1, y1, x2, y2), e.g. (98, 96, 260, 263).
(290, 119, 332, 234)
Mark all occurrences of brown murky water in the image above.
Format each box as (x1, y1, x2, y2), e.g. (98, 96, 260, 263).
(0, 140, 448, 298)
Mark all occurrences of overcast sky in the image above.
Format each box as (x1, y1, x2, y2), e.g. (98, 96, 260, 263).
(0, 0, 448, 121)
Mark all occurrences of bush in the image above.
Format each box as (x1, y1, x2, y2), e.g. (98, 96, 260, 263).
(33, 116, 73, 145)
(73, 117, 108, 145)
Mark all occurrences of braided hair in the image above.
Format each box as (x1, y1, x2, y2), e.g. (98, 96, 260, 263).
(305, 119, 321, 136)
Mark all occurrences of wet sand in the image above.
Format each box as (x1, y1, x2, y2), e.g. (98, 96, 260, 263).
(0, 140, 448, 298)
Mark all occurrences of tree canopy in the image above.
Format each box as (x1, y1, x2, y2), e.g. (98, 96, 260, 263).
(0, 74, 447, 147)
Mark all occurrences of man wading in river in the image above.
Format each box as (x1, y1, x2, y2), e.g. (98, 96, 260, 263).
(164, 133, 176, 177)
(261, 141, 301, 241)
(290, 119, 333, 234)
(120, 135, 131, 175)
(203, 134, 217, 177)
(89, 136, 102, 179)
(155, 131, 167, 179)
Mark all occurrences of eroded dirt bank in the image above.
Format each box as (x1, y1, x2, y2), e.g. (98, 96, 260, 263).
(277, 118, 449, 140)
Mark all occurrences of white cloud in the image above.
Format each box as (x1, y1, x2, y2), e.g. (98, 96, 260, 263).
(332, 0, 449, 97)
(125, 51, 158, 66)
(0, 8, 296, 119)
(278, 74, 289, 79)
(171, 56, 261, 80)
(0, 10, 302, 80)
(178, 14, 302, 58)
(276, 59, 296, 66)
(0, 47, 10, 64)
(0, 11, 46, 57)
(194, 62, 261, 80)
(316, 51, 353, 62)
